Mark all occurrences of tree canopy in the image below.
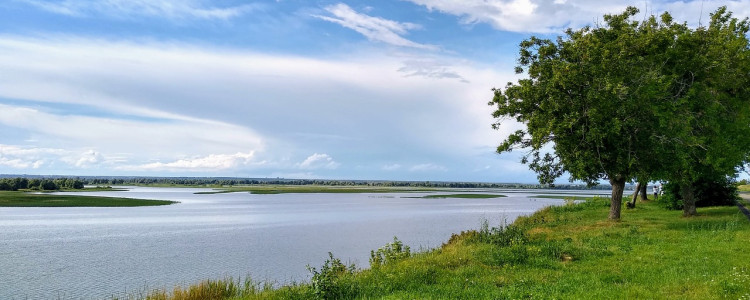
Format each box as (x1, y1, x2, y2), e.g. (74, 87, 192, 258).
(490, 7, 750, 220)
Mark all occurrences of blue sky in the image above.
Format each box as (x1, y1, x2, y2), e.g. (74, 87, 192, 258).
(0, 0, 748, 182)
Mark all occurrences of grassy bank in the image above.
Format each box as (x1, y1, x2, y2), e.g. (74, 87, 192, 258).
(406, 194, 507, 199)
(142, 197, 750, 299)
(0, 191, 175, 207)
(530, 195, 599, 201)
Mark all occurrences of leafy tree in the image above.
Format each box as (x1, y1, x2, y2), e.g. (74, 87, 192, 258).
(40, 180, 57, 191)
(657, 8, 750, 216)
(490, 6, 750, 219)
(490, 7, 688, 220)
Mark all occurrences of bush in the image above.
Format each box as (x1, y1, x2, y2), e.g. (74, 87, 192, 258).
(477, 220, 528, 247)
(370, 237, 411, 269)
(307, 252, 357, 300)
(659, 175, 739, 210)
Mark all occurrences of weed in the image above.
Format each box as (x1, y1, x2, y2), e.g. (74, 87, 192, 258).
(476, 220, 528, 247)
(307, 252, 357, 300)
(370, 237, 411, 269)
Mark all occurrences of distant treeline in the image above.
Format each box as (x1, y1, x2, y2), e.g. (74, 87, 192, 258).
(77, 177, 611, 190)
(0, 177, 84, 191)
(0, 175, 613, 190)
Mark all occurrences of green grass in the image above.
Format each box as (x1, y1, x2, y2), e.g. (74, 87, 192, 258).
(530, 195, 601, 200)
(193, 185, 437, 195)
(407, 194, 506, 199)
(143, 197, 750, 300)
(0, 191, 176, 207)
(56, 186, 129, 192)
(738, 185, 750, 192)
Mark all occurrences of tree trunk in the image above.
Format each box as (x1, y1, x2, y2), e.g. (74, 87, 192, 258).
(628, 182, 640, 209)
(639, 181, 648, 201)
(681, 183, 697, 217)
(609, 177, 626, 220)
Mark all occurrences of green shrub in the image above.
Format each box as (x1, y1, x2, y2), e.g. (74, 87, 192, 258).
(370, 237, 411, 268)
(477, 220, 528, 247)
(659, 175, 739, 210)
(307, 252, 357, 300)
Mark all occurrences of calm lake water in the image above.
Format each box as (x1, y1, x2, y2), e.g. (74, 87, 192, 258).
(0, 187, 609, 299)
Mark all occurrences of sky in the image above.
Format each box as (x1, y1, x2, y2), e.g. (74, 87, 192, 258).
(0, 0, 749, 183)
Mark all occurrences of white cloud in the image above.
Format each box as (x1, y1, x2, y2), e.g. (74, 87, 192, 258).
(409, 163, 447, 172)
(315, 3, 438, 50)
(406, 0, 750, 33)
(121, 152, 256, 172)
(20, 0, 257, 21)
(0, 145, 107, 170)
(63, 149, 104, 168)
(0, 157, 44, 169)
(298, 153, 340, 170)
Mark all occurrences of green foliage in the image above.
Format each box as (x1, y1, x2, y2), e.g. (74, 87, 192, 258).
(490, 6, 750, 218)
(306, 252, 357, 300)
(369, 237, 411, 269)
(144, 278, 263, 300)
(475, 220, 528, 247)
(0, 177, 85, 191)
(659, 175, 739, 210)
(490, 7, 685, 186)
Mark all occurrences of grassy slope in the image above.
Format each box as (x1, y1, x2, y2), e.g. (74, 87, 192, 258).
(0, 191, 175, 207)
(146, 197, 750, 300)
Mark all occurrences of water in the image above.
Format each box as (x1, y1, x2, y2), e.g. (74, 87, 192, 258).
(0, 187, 609, 299)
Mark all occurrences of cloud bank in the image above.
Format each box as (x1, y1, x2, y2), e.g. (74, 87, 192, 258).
(407, 0, 750, 33)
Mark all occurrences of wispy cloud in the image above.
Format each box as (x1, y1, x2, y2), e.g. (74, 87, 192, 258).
(298, 153, 340, 170)
(382, 164, 402, 171)
(19, 0, 257, 21)
(314, 3, 437, 50)
(398, 59, 468, 82)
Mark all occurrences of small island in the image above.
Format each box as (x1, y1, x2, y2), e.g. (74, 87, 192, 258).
(0, 177, 175, 207)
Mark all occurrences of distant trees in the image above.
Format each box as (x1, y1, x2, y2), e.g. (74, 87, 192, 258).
(0, 177, 84, 191)
(489, 7, 750, 220)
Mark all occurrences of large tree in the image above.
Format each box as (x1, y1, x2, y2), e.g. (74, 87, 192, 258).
(660, 8, 750, 216)
(489, 7, 750, 220)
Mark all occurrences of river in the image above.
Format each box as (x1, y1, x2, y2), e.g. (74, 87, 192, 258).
(0, 187, 609, 299)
